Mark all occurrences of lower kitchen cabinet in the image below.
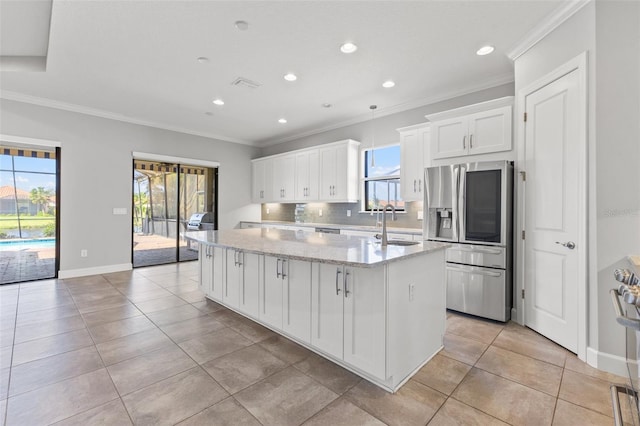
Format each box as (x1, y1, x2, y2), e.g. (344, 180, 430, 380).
(225, 249, 260, 317)
(196, 242, 445, 392)
(261, 256, 284, 330)
(282, 260, 312, 343)
(343, 266, 386, 380)
(238, 252, 260, 319)
(200, 244, 224, 302)
(311, 263, 386, 379)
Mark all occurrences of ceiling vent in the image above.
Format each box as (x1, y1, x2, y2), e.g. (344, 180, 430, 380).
(230, 77, 261, 89)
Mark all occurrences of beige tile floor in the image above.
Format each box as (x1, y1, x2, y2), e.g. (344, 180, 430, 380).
(0, 262, 632, 425)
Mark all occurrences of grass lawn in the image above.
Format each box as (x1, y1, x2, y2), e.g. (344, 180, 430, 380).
(0, 215, 55, 230)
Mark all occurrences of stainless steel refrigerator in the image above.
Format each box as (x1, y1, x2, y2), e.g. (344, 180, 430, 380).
(424, 160, 513, 321)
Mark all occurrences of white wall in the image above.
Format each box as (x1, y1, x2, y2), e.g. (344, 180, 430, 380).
(0, 99, 261, 277)
(514, 0, 640, 374)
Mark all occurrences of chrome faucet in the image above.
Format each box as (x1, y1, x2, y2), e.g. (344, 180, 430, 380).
(381, 204, 396, 247)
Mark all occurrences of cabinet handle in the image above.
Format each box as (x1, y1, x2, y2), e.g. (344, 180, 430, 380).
(462, 135, 466, 149)
(418, 179, 422, 192)
(335, 269, 342, 295)
(281, 259, 287, 279)
(344, 271, 351, 297)
(470, 134, 473, 148)
(276, 258, 281, 278)
(287, 278, 290, 325)
(237, 251, 243, 267)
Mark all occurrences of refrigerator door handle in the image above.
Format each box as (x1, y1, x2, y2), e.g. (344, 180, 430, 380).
(457, 165, 466, 243)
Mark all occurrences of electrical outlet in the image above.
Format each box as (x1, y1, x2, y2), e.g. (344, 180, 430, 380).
(346, 210, 351, 217)
(266, 208, 270, 215)
(319, 209, 323, 217)
(409, 283, 415, 301)
(81, 249, 88, 257)
(417, 210, 423, 220)
(113, 207, 127, 215)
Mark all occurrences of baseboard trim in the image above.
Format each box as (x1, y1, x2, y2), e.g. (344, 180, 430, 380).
(58, 263, 132, 279)
(586, 346, 634, 378)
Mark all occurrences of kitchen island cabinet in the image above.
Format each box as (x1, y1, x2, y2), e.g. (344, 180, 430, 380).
(188, 228, 446, 392)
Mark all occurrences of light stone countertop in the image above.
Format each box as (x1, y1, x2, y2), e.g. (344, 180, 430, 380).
(240, 220, 423, 235)
(186, 228, 447, 267)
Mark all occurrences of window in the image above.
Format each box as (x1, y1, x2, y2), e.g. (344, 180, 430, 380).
(363, 144, 403, 211)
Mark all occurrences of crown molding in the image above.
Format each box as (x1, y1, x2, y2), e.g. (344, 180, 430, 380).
(506, 0, 592, 61)
(256, 72, 514, 148)
(0, 90, 255, 146)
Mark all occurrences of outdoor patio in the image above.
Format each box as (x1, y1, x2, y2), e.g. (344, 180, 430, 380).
(133, 233, 198, 268)
(0, 245, 55, 284)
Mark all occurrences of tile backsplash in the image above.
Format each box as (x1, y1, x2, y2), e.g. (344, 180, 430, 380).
(261, 202, 423, 229)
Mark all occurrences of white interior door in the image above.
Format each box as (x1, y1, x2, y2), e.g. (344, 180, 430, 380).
(524, 68, 582, 353)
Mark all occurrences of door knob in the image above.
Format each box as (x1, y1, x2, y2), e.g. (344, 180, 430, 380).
(555, 241, 576, 250)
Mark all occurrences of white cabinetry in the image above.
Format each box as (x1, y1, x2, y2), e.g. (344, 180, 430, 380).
(398, 124, 430, 201)
(282, 260, 312, 343)
(427, 97, 513, 160)
(272, 155, 295, 202)
(251, 139, 359, 204)
(252, 158, 273, 203)
(261, 256, 284, 330)
(200, 245, 224, 302)
(295, 151, 319, 201)
(318, 140, 360, 202)
(311, 263, 386, 379)
(224, 249, 260, 317)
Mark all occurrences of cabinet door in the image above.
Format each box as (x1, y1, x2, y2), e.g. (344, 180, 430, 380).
(282, 259, 312, 343)
(261, 256, 283, 330)
(273, 155, 295, 201)
(211, 246, 224, 301)
(400, 130, 421, 201)
(198, 244, 212, 294)
(238, 252, 260, 318)
(306, 150, 319, 201)
(252, 159, 273, 203)
(294, 152, 309, 201)
(431, 116, 468, 159)
(311, 263, 344, 359)
(419, 126, 431, 171)
(333, 145, 348, 200)
(224, 249, 241, 309)
(343, 266, 386, 379)
(467, 106, 512, 155)
(319, 147, 336, 199)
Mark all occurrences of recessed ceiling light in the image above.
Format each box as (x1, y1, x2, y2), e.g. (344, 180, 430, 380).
(382, 80, 395, 88)
(340, 42, 358, 54)
(197, 57, 209, 64)
(212, 99, 224, 106)
(283, 73, 297, 82)
(235, 20, 249, 31)
(205, 111, 213, 116)
(476, 45, 495, 56)
(278, 118, 287, 124)
(322, 103, 332, 108)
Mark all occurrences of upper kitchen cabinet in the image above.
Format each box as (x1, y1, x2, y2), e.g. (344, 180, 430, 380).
(319, 139, 360, 202)
(398, 124, 430, 201)
(272, 154, 296, 202)
(294, 150, 319, 201)
(251, 158, 273, 203)
(427, 97, 513, 160)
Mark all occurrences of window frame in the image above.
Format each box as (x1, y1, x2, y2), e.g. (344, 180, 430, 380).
(360, 143, 404, 212)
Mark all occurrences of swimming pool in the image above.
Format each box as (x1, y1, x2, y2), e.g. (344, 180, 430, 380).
(0, 238, 56, 251)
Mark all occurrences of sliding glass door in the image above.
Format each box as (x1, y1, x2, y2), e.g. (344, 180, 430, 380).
(132, 160, 217, 268)
(0, 145, 60, 284)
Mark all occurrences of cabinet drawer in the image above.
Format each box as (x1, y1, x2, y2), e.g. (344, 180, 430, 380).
(446, 244, 505, 269)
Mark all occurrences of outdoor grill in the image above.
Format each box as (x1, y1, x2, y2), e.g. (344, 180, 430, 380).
(187, 212, 215, 231)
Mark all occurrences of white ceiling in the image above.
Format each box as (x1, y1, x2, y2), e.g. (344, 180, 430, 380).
(0, 1, 569, 147)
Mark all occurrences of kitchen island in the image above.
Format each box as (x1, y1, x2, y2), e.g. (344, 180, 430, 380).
(186, 228, 447, 392)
